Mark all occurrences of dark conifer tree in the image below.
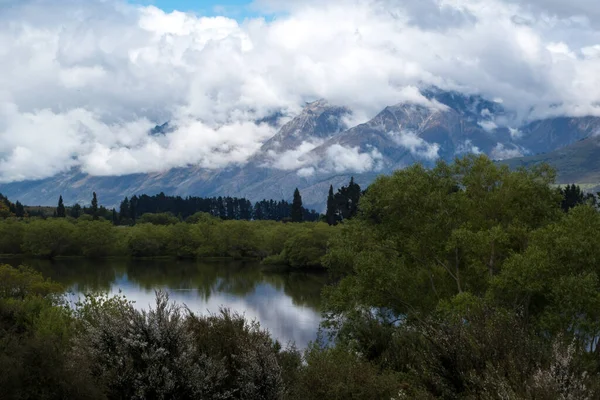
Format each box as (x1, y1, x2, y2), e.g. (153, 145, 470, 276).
(348, 177, 361, 219)
(130, 195, 138, 222)
(560, 184, 585, 212)
(326, 185, 336, 226)
(70, 203, 82, 218)
(15, 201, 25, 218)
(253, 202, 264, 220)
(217, 197, 227, 220)
(291, 188, 304, 223)
(119, 197, 131, 222)
(226, 197, 235, 220)
(56, 195, 66, 218)
(91, 192, 99, 220)
(111, 208, 118, 225)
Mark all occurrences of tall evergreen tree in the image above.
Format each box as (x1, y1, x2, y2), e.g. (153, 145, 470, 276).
(291, 188, 304, 223)
(111, 208, 118, 225)
(326, 185, 336, 226)
(130, 195, 138, 222)
(15, 201, 25, 218)
(56, 195, 66, 218)
(347, 177, 361, 219)
(119, 197, 131, 222)
(70, 203, 82, 218)
(217, 197, 227, 220)
(91, 192, 99, 220)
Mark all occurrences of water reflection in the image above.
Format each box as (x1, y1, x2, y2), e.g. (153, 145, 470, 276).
(8, 258, 327, 348)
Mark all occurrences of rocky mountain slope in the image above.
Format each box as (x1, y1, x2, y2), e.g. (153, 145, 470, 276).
(2, 90, 600, 211)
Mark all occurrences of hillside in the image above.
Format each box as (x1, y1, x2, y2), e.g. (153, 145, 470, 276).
(501, 135, 600, 186)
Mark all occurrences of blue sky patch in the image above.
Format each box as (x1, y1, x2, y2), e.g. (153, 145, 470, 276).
(129, 0, 263, 20)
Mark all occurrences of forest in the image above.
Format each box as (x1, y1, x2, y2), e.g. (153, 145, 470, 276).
(2, 155, 600, 399)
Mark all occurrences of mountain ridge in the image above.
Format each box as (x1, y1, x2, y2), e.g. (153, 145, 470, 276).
(2, 91, 600, 210)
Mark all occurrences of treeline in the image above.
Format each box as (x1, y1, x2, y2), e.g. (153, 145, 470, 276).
(117, 192, 321, 224)
(0, 190, 321, 223)
(0, 217, 334, 268)
(0, 177, 370, 225)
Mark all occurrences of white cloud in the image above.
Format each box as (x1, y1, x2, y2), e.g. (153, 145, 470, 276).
(265, 140, 321, 170)
(490, 143, 525, 160)
(322, 145, 383, 173)
(478, 120, 499, 132)
(388, 131, 440, 160)
(1, 0, 600, 181)
(297, 167, 315, 177)
(509, 127, 523, 139)
(456, 140, 482, 155)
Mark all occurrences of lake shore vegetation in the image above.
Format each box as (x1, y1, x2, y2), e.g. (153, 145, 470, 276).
(2, 155, 600, 398)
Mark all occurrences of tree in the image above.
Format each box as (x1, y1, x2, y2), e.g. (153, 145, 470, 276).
(111, 208, 118, 225)
(326, 185, 337, 226)
(56, 195, 66, 218)
(323, 155, 562, 321)
(130, 195, 138, 222)
(218, 197, 227, 220)
(347, 177, 361, 219)
(91, 192, 99, 220)
(15, 201, 25, 218)
(291, 188, 303, 223)
(70, 203, 82, 218)
(119, 197, 131, 225)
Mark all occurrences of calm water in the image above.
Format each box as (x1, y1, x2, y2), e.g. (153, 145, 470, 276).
(7, 259, 328, 348)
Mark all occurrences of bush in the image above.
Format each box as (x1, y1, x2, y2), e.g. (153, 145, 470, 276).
(137, 213, 180, 225)
(22, 219, 77, 258)
(74, 292, 292, 399)
(290, 344, 402, 400)
(76, 220, 118, 258)
(127, 224, 171, 257)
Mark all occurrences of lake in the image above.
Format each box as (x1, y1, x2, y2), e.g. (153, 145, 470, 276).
(4, 258, 328, 348)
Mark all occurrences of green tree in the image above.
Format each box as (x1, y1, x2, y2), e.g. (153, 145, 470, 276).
(70, 203, 82, 218)
(111, 208, 118, 225)
(0, 265, 100, 399)
(76, 220, 118, 258)
(0, 219, 24, 254)
(490, 205, 600, 346)
(347, 177, 361, 219)
(119, 197, 131, 225)
(22, 219, 77, 258)
(15, 201, 25, 218)
(291, 188, 303, 223)
(56, 195, 66, 218)
(91, 192, 98, 221)
(137, 212, 180, 226)
(323, 155, 561, 322)
(326, 185, 336, 226)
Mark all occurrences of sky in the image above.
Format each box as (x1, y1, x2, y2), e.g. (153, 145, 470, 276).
(129, 0, 259, 18)
(1, 0, 600, 182)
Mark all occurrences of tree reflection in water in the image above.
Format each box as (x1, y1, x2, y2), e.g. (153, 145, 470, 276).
(4, 258, 327, 347)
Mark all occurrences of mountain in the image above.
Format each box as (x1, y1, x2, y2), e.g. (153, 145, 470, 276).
(2, 91, 600, 210)
(259, 99, 351, 155)
(309, 102, 500, 168)
(501, 135, 600, 186)
(515, 117, 600, 155)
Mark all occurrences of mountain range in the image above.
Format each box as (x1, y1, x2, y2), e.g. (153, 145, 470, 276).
(502, 135, 600, 192)
(2, 88, 600, 211)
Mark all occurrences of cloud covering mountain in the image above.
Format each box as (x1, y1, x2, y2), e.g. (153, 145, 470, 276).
(1, 0, 600, 184)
